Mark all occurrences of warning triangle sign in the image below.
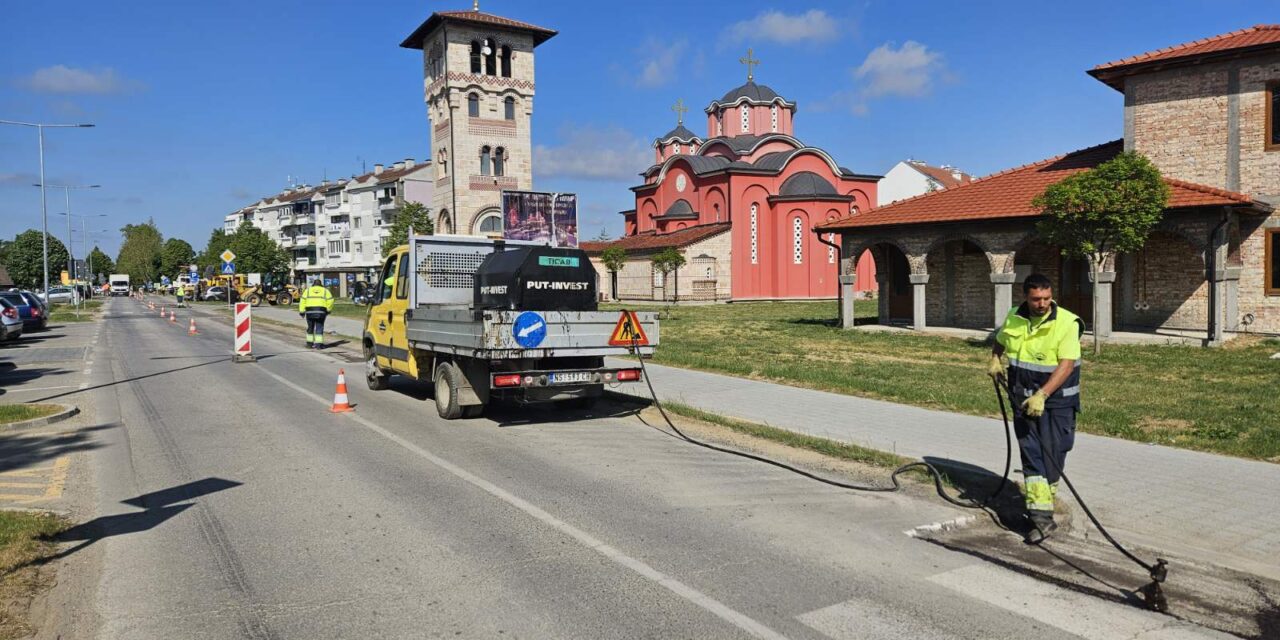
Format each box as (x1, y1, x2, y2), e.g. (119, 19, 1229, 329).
(608, 310, 649, 346)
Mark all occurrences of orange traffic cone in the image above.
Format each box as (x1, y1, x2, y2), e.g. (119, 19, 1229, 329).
(329, 369, 354, 413)
(188, 317, 199, 335)
(169, 310, 177, 324)
(160, 306, 167, 317)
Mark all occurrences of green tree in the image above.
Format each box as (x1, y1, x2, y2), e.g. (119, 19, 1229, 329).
(383, 201, 433, 258)
(160, 238, 195, 278)
(5, 230, 70, 289)
(1033, 151, 1169, 354)
(116, 220, 164, 285)
(87, 246, 115, 282)
(601, 246, 627, 300)
(227, 222, 290, 274)
(195, 228, 229, 273)
(650, 246, 686, 307)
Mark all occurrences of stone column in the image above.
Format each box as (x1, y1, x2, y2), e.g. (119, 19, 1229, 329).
(1209, 267, 1242, 344)
(876, 274, 889, 325)
(1090, 271, 1116, 339)
(990, 272, 1017, 330)
(839, 274, 857, 329)
(909, 273, 929, 330)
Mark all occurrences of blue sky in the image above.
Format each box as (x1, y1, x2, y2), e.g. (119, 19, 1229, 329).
(1, 0, 1274, 258)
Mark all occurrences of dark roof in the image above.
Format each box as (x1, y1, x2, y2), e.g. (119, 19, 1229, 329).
(656, 199, 698, 219)
(656, 124, 701, 143)
(751, 151, 791, 172)
(582, 223, 732, 254)
(818, 140, 1271, 231)
(707, 81, 794, 109)
(400, 10, 558, 50)
(779, 171, 837, 197)
(1089, 25, 1280, 90)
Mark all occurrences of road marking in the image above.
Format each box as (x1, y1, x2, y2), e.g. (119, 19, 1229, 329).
(928, 564, 1228, 639)
(44, 455, 69, 499)
(796, 597, 958, 640)
(257, 367, 790, 640)
(0, 482, 47, 489)
(0, 456, 70, 504)
(0, 385, 77, 393)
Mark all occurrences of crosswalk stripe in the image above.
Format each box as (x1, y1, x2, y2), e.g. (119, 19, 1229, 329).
(796, 597, 958, 640)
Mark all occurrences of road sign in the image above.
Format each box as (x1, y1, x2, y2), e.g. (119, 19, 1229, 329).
(512, 311, 547, 349)
(221, 262, 236, 275)
(220, 249, 236, 263)
(608, 310, 649, 346)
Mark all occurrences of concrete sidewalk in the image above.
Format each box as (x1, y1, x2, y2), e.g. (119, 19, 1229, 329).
(609, 359, 1280, 581)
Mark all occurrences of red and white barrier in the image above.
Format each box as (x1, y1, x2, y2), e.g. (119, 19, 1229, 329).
(233, 302, 255, 362)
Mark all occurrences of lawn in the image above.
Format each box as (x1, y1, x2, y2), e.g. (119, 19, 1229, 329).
(0, 405, 61, 426)
(606, 300, 1280, 462)
(46, 301, 102, 323)
(0, 510, 66, 639)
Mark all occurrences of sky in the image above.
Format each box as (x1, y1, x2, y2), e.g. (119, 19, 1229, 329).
(1, 0, 1275, 259)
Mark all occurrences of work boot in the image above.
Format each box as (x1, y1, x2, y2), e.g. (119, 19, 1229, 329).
(1026, 511, 1057, 544)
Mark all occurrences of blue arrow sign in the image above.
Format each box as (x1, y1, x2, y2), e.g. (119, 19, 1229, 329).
(221, 262, 235, 275)
(512, 311, 546, 349)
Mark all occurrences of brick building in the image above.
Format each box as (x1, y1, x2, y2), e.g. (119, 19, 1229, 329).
(819, 25, 1280, 342)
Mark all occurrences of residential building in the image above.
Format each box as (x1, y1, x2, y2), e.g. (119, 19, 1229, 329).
(877, 160, 972, 205)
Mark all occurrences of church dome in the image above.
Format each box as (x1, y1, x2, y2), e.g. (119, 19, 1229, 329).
(657, 124, 701, 143)
(779, 171, 837, 197)
(719, 80, 783, 104)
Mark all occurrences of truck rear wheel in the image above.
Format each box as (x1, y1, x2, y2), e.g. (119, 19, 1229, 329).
(433, 363, 463, 420)
(277, 292, 293, 306)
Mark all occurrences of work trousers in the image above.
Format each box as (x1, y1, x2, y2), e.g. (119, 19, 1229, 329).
(1014, 405, 1076, 514)
(305, 312, 327, 347)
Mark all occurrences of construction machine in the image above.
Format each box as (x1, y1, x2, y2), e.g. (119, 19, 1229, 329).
(239, 272, 297, 307)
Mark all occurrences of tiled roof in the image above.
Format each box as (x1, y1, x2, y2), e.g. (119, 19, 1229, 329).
(581, 223, 731, 254)
(818, 140, 1267, 232)
(1089, 25, 1280, 89)
(400, 10, 558, 49)
(910, 162, 971, 188)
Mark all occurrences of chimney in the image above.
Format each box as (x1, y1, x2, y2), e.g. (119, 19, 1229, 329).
(321, 179, 329, 186)
(393, 161, 404, 171)
(404, 157, 416, 168)
(374, 163, 384, 175)
(951, 169, 964, 181)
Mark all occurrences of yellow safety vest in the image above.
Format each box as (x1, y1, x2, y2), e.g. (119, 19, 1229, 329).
(996, 302, 1084, 409)
(298, 285, 334, 313)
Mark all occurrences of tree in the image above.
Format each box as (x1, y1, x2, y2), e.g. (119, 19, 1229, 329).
(601, 246, 627, 301)
(4, 230, 70, 289)
(116, 220, 164, 285)
(195, 228, 229, 272)
(160, 238, 195, 278)
(88, 246, 115, 282)
(650, 246, 686, 309)
(1033, 151, 1169, 354)
(227, 222, 290, 274)
(383, 201, 433, 258)
(592, 227, 612, 242)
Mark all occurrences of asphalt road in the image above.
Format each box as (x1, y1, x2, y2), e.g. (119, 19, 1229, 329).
(53, 298, 1230, 639)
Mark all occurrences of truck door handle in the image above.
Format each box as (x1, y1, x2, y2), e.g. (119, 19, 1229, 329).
(386, 311, 393, 324)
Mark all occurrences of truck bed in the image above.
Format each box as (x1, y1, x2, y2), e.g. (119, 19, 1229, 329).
(405, 307, 659, 359)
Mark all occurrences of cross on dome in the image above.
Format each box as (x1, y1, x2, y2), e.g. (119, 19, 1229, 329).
(739, 48, 760, 82)
(671, 98, 688, 125)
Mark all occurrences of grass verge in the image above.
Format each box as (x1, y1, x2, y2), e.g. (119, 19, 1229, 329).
(0, 405, 61, 426)
(0, 510, 67, 639)
(46, 301, 102, 323)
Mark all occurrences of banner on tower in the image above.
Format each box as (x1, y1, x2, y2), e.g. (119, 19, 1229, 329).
(500, 190, 578, 248)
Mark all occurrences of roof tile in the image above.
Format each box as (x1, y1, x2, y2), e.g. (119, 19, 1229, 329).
(1090, 25, 1280, 88)
(582, 223, 731, 254)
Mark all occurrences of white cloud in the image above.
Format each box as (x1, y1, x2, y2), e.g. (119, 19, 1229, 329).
(721, 9, 840, 47)
(635, 40, 687, 88)
(854, 41, 944, 99)
(20, 65, 141, 95)
(534, 126, 652, 182)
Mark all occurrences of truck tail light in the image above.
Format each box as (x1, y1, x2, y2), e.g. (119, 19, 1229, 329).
(493, 374, 523, 388)
(616, 368, 642, 382)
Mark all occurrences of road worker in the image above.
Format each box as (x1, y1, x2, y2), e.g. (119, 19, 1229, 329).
(175, 284, 185, 307)
(988, 273, 1085, 542)
(298, 278, 334, 350)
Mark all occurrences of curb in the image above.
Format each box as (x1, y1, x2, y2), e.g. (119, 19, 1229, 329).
(1, 404, 79, 430)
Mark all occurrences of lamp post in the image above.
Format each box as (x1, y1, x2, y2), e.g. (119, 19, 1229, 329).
(42, 184, 101, 281)
(0, 120, 94, 297)
(57, 213, 108, 311)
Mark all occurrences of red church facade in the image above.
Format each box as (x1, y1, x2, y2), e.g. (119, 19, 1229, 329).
(587, 76, 880, 302)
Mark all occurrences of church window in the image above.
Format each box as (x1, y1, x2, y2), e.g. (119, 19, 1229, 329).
(740, 104, 749, 133)
(470, 41, 482, 74)
(438, 148, 448, 176)
(827, 234, 836, 264)
(771, 105, 778, 132)
(653, 267, 664, 288)
(673, 143, 681, 155)
(793, 217, 804, 264)
(468, 93, 479, 117)
(484, 38, 497, 76)
(716, 114, 723, 136)
(493, 147, 505, 176)
(480, 146, 491, 176)
(428, 43, 443, 80)
(476, 212, 502, 234)
(501, 45, 512, 78)
(750, 204, 758, 265)
(504, 96, 515, 120)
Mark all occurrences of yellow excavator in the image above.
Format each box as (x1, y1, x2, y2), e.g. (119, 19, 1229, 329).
(220, 272, 297, 306)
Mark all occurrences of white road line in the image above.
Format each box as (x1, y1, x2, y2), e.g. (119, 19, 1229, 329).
(928, 565, 1230, 639)
(256, 366, 790, 640)
(2, 385, 77, 393)
(797, 598, 957, 640)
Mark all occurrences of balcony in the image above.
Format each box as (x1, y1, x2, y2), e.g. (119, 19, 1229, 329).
(278, 237, 294, 247)
(377, 196, 402, 211)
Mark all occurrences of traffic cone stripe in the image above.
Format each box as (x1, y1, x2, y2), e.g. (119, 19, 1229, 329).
(330, 369, 354, 413)
(188, 318, 199, 335)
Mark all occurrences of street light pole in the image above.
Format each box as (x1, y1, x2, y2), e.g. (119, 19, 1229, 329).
(57, 213, 107, 312)
(40, 184, 101, 283)
(0, 120, 94, 296)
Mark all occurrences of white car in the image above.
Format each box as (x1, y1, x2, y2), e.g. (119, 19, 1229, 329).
(41, 287, 80, 305)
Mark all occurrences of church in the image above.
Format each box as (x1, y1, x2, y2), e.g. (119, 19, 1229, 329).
(584, 54, 881, 302)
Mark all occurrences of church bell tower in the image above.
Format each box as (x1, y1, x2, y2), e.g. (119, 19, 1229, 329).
(400, 6, 557, 235)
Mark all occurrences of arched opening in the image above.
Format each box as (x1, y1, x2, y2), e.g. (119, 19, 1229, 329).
(470, 41, 482, 74)
(493, 147, 505, 176)
(438, 210, 453, 235)
(870, 242, 913, 322)
(925, 239, 993, 328)
(467, 93, 479, 117)
(1014, 240, 1096, 329)
(504, 96, 515, 120)
(479, 146, 491, 176)
(474, 210, 502, 236)
(500, 45, 512, 77)
(484, 38, 496, 76)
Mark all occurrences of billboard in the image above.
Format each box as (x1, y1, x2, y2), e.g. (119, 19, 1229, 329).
(501, 190, 578, 248)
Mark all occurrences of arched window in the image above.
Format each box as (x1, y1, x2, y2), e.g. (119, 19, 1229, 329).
(437, 147, 448, 176)
(477, 213, 502, 234)
(504, 96, 515, 120)
(467, 93, 479, 117)
(479, 146, 491, 176)
(470, 41, 482, 74)
(493, 147, 505, 176)
(740, 104, 750, 133)
(438, 210, 452, 234)
(792, 217, 804, 264)
(484, 38, 496, 76)
(428, 43, 443, 80)
(750, 203, 758, 265)
(716, 114, 723, 136)
(771, 105, 778, 132)
(500, 45, 512, 77)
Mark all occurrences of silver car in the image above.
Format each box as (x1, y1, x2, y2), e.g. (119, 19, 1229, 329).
(42, 287, 79, 305)
(0, 297, 24, 342)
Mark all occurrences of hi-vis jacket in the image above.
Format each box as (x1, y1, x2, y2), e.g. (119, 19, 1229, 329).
(298, 285, 334, 315)
(996, 302, 1084, 409)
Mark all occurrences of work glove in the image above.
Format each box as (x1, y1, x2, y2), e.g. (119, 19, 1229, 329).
(986, 354, 1005, 380)
(1021, 391, 1047, 418)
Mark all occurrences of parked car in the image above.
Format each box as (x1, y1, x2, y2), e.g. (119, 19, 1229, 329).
(203, 286, 229, 301)
(0, 290, 47, 332)
(43, 287, 81, 305)
(0, 298, 24, 342)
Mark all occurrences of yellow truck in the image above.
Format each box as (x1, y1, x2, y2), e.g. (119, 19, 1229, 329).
(363, 235, 659, 419)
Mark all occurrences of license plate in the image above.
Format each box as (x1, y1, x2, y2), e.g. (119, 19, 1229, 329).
(548, 371, 592, 384)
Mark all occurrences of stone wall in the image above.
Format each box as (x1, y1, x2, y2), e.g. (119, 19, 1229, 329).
(1118, 231, 1208, 330)
(925, 240, 993, 328)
